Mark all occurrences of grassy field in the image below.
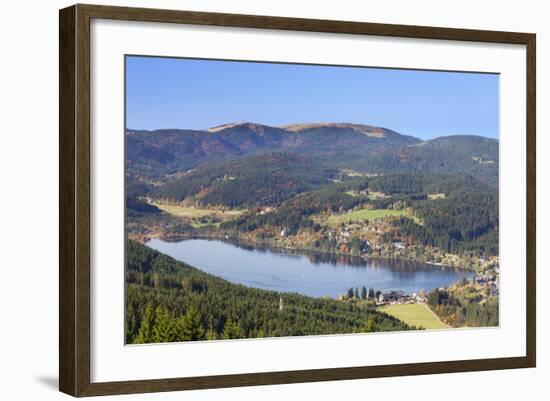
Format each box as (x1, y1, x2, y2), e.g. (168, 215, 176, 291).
(379, 303, 449, 330)
(345, 190, 366, 198)
(151, 202, 244, 219)
(326, 208, 408, 225)
(367, 191, 387, 200)
(428, 193, 446, 200)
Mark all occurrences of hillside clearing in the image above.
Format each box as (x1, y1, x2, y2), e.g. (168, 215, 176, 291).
(428, 193, 446, 200)
(325, 208, 408, 225)
(367, 191, 387, 199)
(379, 303, 449, 330)
(151, 202, 244, 219)
(345, 190, 367, 197)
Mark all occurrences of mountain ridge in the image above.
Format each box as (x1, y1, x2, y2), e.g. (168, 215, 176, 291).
(126, 122, 498, 186)
(128, 121, 497, 142)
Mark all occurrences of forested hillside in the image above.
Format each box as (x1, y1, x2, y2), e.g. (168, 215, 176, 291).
(126, 122, 498, 186)
(154, 152, 337, 207)
(222, 173, 498, 256)
(351, 135, 498, 186)
(125, 241, 413, 343)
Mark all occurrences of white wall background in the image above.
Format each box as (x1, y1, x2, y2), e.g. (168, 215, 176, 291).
(0, 0, 546, 399)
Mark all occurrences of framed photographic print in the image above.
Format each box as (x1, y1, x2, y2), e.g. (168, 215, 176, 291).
(59, 4, 536, 397)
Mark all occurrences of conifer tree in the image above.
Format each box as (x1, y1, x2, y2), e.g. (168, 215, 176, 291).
(205, 326, 218, 341)
(363, 318, 377, 333)
(221, 319, 242, 339)
(175, 306, 205, 341)
(126, 302, 140, 344)
(134, 304, 155, 344)
(152, 307, 175, 343)
(368, 288, 375, 299)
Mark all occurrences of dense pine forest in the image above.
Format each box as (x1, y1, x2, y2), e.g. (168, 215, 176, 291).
(125, 241, 413, 343)
(155, 153, 337, 208)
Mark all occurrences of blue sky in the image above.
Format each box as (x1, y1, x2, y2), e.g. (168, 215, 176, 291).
(126, 56, 499, 140)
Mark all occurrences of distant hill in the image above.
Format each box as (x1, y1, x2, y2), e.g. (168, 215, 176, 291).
(154, 152, 338, 208)
(340, 135, 499, 186)
(126, 122, 420, 175)
(126, 122, 498, 186)
(280, 122, 419, 142)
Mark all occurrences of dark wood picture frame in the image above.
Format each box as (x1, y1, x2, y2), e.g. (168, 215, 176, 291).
(59, 3, 536, 397)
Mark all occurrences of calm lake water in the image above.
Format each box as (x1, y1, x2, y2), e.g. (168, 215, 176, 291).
(146, 238, 474, 299)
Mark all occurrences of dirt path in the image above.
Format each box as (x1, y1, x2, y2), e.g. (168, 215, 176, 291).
(420, 303, 451, 328)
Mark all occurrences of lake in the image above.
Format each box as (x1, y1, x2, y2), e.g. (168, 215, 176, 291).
(146, 238, 474, 299)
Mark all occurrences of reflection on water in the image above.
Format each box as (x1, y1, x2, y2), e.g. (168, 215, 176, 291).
(146, 238, 474, 299)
